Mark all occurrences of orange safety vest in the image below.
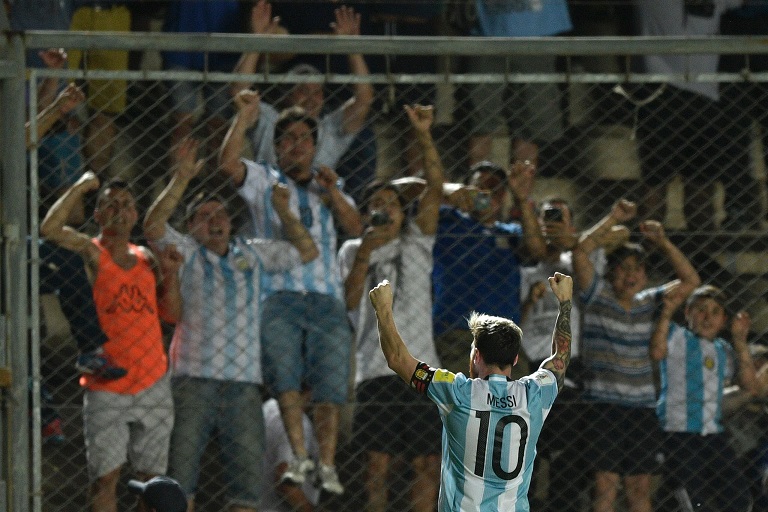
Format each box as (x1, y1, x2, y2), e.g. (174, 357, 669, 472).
(81, 239, 167, 394)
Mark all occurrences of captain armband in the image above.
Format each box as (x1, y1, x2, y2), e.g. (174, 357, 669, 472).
(410, 361, 435, 395)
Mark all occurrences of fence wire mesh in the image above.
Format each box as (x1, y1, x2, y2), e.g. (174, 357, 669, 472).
(22, 29, 768, 512)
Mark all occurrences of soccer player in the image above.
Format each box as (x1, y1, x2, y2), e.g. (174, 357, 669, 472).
(369, 272, 573, 511)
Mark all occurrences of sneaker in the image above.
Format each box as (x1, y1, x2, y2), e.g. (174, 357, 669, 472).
(280, 456, 315, 486)
(41, 417, 65, 445)
(316, 463, 344, 495)
(76, 350, 127, 380)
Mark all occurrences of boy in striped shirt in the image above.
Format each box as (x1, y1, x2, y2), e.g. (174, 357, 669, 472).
(651, 284, 765, 512)
(369, 272, 573, 512)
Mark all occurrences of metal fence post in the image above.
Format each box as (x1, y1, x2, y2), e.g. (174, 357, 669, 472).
(0, 30, 31, 512)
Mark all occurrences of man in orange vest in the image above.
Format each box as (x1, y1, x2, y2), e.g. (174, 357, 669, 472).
(41, 171, 183, 512)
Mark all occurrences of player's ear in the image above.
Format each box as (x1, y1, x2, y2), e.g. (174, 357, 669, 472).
(472, 346, 481, 365)
(513, 354, 519, 367)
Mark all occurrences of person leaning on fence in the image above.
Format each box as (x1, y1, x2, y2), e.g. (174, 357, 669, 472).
(369, 271, 573, 511)
(29, 52, 127, 438)
(571, 198, 701, 512)
(226, 1, 375, 202)
(338, 105, 444, 512)
(650, 285, 765, 512)
(143, 138, 319, 512)
(432, 159, 547, 377)
(40, 173, 183, 512)
(218, 103, 363, 496)
(29, 69, 112, 442)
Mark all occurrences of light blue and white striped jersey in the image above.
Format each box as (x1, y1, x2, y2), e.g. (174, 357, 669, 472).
(657, 322, 734, 435)
(239, 160, 352, 300)
(580, 276, 665, 407)
(424, 368, 558, 512)
(154, 225, 302, 383)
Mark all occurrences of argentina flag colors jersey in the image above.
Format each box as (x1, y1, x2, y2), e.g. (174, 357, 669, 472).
(239, 160, 350, 300)
(424, 368, 558, 511)
(657, 322, 734, 435)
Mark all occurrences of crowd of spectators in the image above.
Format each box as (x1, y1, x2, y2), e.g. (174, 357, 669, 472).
(9, 0, 768, 510)
(10, 0, 766, 228)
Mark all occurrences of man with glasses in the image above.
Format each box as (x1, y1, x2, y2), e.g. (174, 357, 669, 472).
(219, 104, 362, 496)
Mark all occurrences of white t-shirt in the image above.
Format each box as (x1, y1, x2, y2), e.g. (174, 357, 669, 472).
(338, 220, 439, 383)
(519, 249, 604, 362)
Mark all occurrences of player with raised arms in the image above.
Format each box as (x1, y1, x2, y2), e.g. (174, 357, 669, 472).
(369, 272, 573, 511)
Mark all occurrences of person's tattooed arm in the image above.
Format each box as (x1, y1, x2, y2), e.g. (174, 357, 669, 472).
(540, 273, 573, 391)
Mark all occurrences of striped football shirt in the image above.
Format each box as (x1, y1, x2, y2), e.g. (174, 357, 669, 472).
(421, 367, 558, 511)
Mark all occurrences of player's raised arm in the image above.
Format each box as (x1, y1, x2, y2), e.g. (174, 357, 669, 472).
(370, 280, 419, 384)
(540, 272, 573, 391)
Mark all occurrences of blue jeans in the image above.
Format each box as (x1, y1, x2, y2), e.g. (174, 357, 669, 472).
(168, 377, 264, 509)
(261, 291, 352, 404)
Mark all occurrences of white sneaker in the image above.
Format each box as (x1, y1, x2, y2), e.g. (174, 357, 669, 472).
(280, 456, 315, 485)
(317, 463, 344, 495)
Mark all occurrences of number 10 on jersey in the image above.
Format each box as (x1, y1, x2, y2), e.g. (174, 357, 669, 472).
(471, 412, 528, 481)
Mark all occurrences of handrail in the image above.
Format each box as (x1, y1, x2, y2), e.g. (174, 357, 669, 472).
(14, 31, 768, 56)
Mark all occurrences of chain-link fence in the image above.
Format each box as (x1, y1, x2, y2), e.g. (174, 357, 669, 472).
(13, 20, 768, 512)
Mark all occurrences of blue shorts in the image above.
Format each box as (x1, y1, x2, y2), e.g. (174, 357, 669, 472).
(261, 291, 352, 404)
(167, 376, 264, 509)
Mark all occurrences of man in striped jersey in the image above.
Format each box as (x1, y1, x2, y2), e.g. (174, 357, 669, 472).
(219, 104, 363, 495)
(650, 285, 764, 512)
(144, 138, 319, 512)
(369, 272, 573, 512)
